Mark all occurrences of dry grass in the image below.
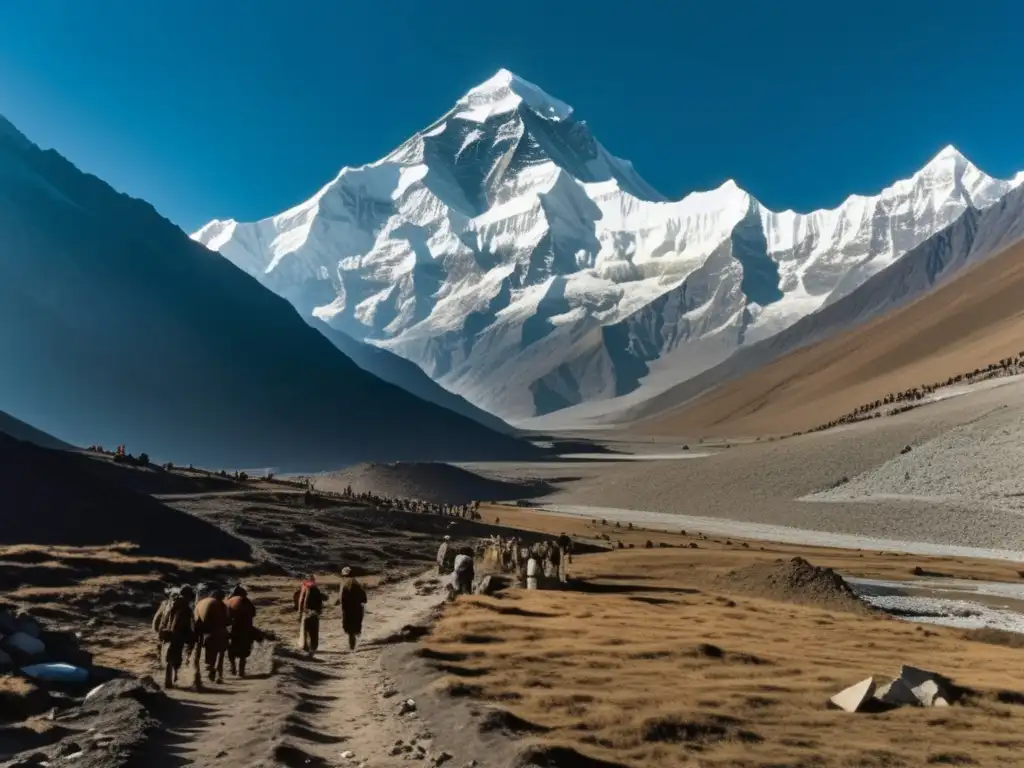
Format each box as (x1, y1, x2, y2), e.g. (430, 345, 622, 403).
(482, 504, 1024, 585)
(633, 238, 1024, 439)
(425, 545, 1024, 767)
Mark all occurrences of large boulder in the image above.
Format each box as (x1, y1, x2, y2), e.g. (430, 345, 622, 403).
(81, 676, 163, 712)
(900, 665, 955, 707)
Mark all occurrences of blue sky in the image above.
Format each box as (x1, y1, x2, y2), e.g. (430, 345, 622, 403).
(1, 0, 1022, 232)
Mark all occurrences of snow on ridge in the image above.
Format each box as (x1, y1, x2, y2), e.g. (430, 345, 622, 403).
(455, 68, 574, 124)
(193, 72, 1024, 423)
(191, 219, 237, 251)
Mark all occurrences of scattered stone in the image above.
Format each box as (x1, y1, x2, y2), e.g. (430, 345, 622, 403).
(340, 750, 355, 760)
(829, 677, 876, 713)
(689, 542, 699, 549)
(399, 698, 417, 715)
(433, 752, 453, 766)
(55, 742, 83, 758)
(3, 631, 45, 658)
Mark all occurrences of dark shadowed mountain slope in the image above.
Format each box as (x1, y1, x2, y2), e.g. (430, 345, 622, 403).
(0, 431, 250, 559)
(0, 116, 537, 471)
(310, 321, 516, 435)
(0, 410, 70, 450)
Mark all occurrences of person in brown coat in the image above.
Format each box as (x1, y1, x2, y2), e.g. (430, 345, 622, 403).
(225, 584, 257, 678)
(152, 585, 195, 689)
(339, 567, 367, 651)
(194, 588, 229, 687)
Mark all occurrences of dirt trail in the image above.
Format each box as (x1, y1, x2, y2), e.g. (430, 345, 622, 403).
(137, 572, 448, 767)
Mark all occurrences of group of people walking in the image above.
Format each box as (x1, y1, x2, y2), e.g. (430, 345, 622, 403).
(153, 568, 369, 691)
(152, 583, 258, 689)
(293, 568, 367, 656)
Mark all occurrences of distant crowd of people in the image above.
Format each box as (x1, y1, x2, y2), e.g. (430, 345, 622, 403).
(437, 532, 574, 594)
(339, 486, 483, 520)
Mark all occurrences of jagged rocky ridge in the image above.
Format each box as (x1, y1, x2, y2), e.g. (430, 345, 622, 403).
(195, 69, 1024, 422)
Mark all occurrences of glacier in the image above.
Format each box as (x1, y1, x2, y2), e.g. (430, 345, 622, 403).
(193, 69, 1024, 422)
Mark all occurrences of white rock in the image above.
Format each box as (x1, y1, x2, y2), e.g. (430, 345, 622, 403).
(829, 677, 876, 713)
(85, 684, 106, 701)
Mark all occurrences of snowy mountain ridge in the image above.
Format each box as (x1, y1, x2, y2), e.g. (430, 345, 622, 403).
(194, 69, 1024, 422)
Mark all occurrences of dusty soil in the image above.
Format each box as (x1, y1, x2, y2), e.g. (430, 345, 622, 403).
(631, 238, 1024, 439)
(315, 461, 553, 505)
(473, 381, 1024, 553)
(7, 451, 1024, 767)
(713, 556, 872, 615)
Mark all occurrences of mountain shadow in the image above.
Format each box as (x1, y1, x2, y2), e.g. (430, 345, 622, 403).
(0, 115, 537, 471)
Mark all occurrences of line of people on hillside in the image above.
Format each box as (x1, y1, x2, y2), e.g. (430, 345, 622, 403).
(339, 486, 483, 520)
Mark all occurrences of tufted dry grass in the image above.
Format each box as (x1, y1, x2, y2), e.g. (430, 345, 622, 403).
(424, 545, 1024, 767)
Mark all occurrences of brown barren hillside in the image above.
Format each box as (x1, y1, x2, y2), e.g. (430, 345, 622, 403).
(632, 237, 1024, 438)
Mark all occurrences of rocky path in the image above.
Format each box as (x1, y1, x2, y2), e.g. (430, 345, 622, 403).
(135, 572, 450, 768)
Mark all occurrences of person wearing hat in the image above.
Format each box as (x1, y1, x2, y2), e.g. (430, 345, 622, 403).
(339, 567, 367, 651)
(225, 584, 257, 678)
(437, 535, 452, 575)
(152, 584, 196, 689)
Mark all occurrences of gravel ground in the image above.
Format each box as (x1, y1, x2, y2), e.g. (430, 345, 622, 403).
(480, 379, 1024, 553)
(809, 400, 1024, 512)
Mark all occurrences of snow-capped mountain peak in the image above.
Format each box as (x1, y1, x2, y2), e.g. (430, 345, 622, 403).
(455, 68, 574, 124)
(194, 71, 1024, 424)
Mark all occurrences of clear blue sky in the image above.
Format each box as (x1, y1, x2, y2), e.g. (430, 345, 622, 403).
(2, 0, 1022, 233)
